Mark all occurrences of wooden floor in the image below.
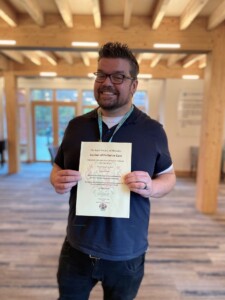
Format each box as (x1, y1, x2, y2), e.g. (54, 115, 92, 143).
(0, 163, 225, 300)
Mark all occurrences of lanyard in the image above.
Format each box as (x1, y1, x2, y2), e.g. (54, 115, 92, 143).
(97, 105, 134, 142)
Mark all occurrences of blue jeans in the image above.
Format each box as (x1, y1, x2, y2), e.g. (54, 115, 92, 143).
(57, 239, 145, 300)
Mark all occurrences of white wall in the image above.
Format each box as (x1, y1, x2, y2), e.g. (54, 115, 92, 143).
(163, 79, 204, 171)
(137, 79, 165, 120)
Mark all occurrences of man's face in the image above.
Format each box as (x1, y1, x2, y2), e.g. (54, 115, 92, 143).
(94, 58, 138, 114)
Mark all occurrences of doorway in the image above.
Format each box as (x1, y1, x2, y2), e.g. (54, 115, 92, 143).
(31, 89, 77, 161)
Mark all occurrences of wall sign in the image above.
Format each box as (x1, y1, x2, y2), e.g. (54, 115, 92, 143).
(177, 91, 203, 136)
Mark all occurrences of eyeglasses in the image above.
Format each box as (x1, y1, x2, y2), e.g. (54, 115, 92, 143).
(93, 72, 135, 84)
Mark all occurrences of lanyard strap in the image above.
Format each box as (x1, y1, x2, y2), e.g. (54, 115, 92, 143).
(97, 105, 134, 142)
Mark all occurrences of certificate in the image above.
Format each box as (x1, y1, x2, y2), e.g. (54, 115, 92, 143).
(76, 142, 132, 218)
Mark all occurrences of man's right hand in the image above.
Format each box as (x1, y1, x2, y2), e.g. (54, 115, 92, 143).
(50, 164, 82, 194)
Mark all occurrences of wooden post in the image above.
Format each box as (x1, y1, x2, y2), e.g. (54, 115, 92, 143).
(196, 26, 225, 213)
(4, 72, 20, 174)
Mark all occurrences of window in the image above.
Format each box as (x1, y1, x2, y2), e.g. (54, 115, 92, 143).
(31, 89, 77, 161)
(31, 89, 53, 101)
(82, 90, 97, 114)
(58, 106, 76, 143)
(17, 89, 26, 104)
(56, 89, 78, 102)
(133, 91, 148, 112)
(82, 90, 97, 106)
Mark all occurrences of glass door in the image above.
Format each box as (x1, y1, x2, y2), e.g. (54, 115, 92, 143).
(31, 89, 77, 162)
(33, 105, 53, 161)
(58, 106, 76, 144)
(32, 103, 76, 161)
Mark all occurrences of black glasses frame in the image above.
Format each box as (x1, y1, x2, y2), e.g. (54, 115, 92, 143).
(93, 72, 135, 84)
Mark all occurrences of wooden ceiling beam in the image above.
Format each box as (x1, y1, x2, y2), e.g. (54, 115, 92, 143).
(42, 51, 58, 66)
(180, 0, 209, 30)
(0, 52, 9, 70)
(0, 16, 213, 51)
(81, 52, 90, 66)
(22, 51, 41, 65)
(136, 53, 145, 64)
(54, 0, 73, 28)
(140, 60, 204, 78)
(123, 0, 134, 29)
(152, 0, 172, 29)
(150, 54, 163, 67)
(1, 50, 24, 64)
(56, 51, 74, 64)
(182, 54, 205, 68)
(198, 55, 206, 69)
(92, 0, 101, 28)
(20, 0, 44, 26)
(208, 0, 225, 30)
(167, 54, 185, 67)
(0, 0, 17, 26)
(136, 53, 144, 64)
(11, 59, 204, 79)
(36, 51, 57, 65)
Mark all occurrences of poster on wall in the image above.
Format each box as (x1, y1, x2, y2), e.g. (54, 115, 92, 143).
(177, 91, 203, 136)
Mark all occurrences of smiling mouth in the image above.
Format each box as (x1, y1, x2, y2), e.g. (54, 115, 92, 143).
(98, 87, 118, 95)
(99, 90, 119, 99)
(100, 91, 116, 96)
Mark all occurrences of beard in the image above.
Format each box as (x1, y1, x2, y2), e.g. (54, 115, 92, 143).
(95, 86, 130, 111)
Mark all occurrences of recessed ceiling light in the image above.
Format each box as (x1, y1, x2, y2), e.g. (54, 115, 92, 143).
(0, 40, 16, 45)
(153, 43, 181, 49)
(40, 72, 57, 77)
(71, 41, 99, 47)
(182, 75, 200, 80)
(138, 74, 153, 79)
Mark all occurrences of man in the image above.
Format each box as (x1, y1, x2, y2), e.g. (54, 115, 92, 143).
(50, 42, 176, 300)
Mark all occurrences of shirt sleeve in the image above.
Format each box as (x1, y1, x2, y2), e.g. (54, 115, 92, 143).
(54, 144, 64, 169)
(154, 125, 173, 175)
(156, 164, 174, 175)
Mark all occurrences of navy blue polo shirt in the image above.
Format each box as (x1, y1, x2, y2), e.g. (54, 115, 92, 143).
(55, 106, 172, 261)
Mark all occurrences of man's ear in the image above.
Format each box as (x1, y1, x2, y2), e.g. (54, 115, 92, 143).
(131, 79, 138, 95)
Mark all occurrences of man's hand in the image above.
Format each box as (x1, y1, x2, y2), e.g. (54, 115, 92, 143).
(124, 171, 152, 198)
(50, 164, 82, 194)
(124, 169, 176, 198)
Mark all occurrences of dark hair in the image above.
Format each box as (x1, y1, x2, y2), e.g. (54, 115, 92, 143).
(98, 42, 139, 79)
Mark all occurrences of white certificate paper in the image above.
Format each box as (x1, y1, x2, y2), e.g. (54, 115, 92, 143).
(76, 142, 132, 218)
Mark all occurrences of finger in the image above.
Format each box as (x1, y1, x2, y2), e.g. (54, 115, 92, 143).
(55, 188, 71, 194)
(124, 176, 148, 186)
(59, 175, 82, 183)
(55, 181, 77, 191)
(127, 181, 146, 190)
(58, 169, 81, 177)
(124, 172, 149, 183)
